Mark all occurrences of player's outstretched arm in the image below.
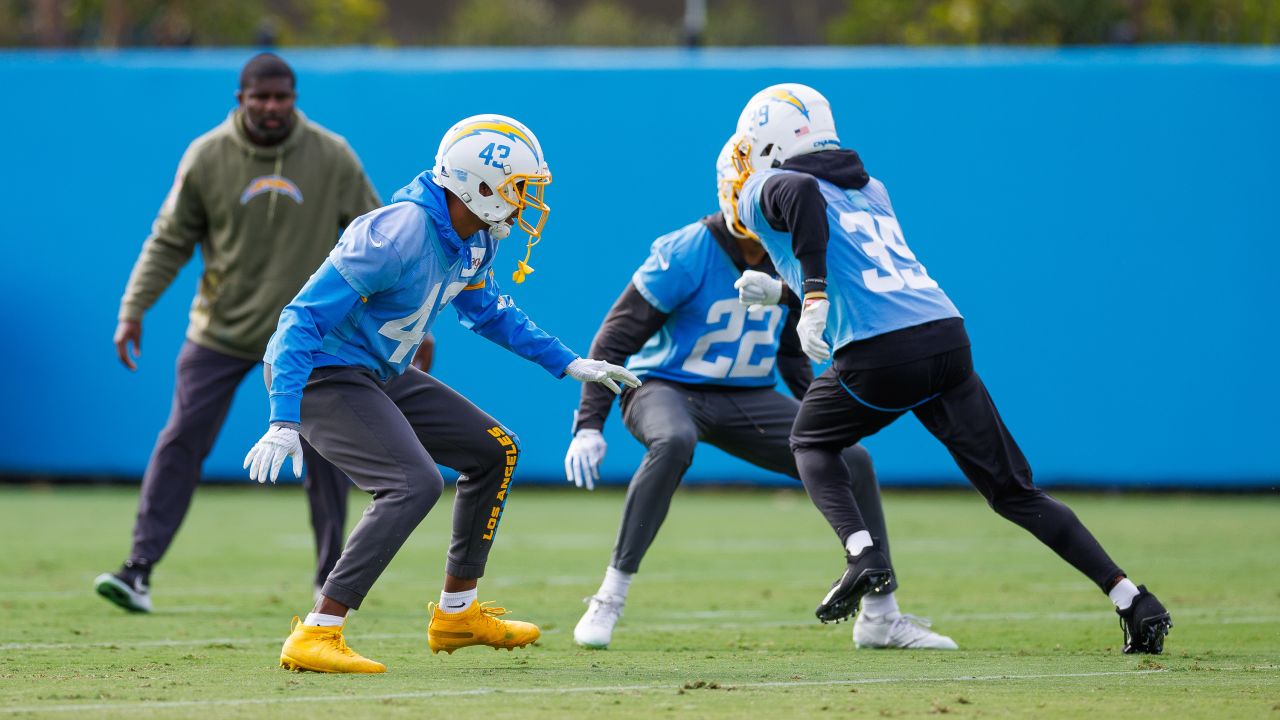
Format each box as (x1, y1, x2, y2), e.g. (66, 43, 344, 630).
(563, 358, 641, 395)
(244, 260, 361, 484)
(452, 271, 641, 393)
(452, 270, 580, 376)
(574, 283, 667, 429)
(564, 282, 668, 490)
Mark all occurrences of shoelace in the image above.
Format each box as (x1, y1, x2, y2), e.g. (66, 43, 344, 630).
(896, 613, 933, 629)
(291, 615, 355, 657)
(324, 631, 357, 658)
(1119, 616, 1134, 646)
(887, 614, 938, 645)
(428, 600, 516, 630)
(583, 595, 623, 623)
(479, 601, 510, 618)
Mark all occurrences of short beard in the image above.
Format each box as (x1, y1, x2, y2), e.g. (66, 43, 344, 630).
(247, 116, 293, 144)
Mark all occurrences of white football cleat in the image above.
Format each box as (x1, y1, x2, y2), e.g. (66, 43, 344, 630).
(573, 593, 624, 649)
(853, 611, 958, 650)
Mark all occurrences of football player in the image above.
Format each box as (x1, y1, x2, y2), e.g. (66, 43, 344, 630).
(564, 139, 956, 651)
(243, 115, 640, 673)
(726, 84, 1171, 654)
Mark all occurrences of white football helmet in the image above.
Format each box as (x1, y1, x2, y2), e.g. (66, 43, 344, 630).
(716, 134, 755, 241)
(735, 83, 840, 173)
(434, 114, 551, 282)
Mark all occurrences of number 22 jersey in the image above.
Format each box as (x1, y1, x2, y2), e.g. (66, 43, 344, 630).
(627, 220, 789, 388)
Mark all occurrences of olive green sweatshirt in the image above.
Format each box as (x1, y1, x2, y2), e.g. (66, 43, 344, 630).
(119, 109, 381, 360)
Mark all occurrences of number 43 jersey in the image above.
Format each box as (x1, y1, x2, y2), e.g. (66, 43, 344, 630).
(739, 170, 961, 353)
(628, 221, 789, 388)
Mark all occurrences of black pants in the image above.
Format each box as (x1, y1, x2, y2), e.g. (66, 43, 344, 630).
(129, 340, 348, 588)
(614, 380, 896, 593)
(790, 345, 1124, 592)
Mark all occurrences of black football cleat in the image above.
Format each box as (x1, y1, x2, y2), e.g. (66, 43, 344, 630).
(93, 560, 153, 613)
(815, 549, 894, 624)
(1118, 585, 1171, 654)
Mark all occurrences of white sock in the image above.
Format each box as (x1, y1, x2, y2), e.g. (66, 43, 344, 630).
(844, 530, 873, 557)
(860, 591, 899, 618)
(440, 588, 478, 614)
(599, 566, 633, 599)
(1109, 578, 1140, 611)
(304, 612, 345, 627)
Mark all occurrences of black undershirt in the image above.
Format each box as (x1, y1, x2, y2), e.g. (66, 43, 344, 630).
(757, 149, 970, 369)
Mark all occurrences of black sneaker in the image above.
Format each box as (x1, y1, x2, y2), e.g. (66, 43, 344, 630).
(815, 549, 894, 624)
(1117, 585, 1171, 654)
(93, 560, 153, 613)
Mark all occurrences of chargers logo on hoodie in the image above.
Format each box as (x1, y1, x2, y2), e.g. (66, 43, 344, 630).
(240, 175, 303, 205)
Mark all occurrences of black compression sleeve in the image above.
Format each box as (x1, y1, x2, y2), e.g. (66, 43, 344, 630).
(574, 283, 669, 433)
(760, 173, 829, 296)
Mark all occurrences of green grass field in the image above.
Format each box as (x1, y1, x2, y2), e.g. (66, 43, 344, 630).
(1, 485, 1276, 718)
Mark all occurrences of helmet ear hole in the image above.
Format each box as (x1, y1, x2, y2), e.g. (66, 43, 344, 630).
(478, 182, 494, 197)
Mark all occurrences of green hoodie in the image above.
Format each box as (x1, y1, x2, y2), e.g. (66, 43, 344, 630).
(119, 109, 381, 360)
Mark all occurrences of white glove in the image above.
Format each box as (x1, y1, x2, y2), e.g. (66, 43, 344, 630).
(243, 425, 304, 484)
(733, 269, 783, 312)
(565, 357, 642, 395)
(564, 428, 607, 490)
(797, 298, 831, 362)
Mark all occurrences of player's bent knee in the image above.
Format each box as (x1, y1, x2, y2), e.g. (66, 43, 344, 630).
(646, 430, 697, 463)
(841, 444, 873, 472)
(395, 464, 444, 516)
(406, 477, 444, 516)
(478, 426, 521, 476)
(789, 436, 839, 455)
(987, 485, 1047, 515)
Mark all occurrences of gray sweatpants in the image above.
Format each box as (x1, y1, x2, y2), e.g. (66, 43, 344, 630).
(295, 365, 519, 610)
(129, 340, 348, 587)
(613, 379, 897, 593)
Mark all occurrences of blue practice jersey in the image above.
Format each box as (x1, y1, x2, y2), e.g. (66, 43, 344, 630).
(264, 172, 576, 424)
(628, 221, 789, 387)
(739, 170, 960, 353)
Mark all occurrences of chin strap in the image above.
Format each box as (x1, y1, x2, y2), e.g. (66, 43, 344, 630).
(512, 236, 538, 284)
(488, 220, 539, 285)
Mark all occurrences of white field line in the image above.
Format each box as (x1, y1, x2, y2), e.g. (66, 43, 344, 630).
(5, 609, 1279, 652)
(0, 632, 420, 652)
(0, 668, 1191, 715)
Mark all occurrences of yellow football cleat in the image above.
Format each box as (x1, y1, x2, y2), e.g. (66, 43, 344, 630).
(279, 616, 386, 673)
(427, 600, 540, 654)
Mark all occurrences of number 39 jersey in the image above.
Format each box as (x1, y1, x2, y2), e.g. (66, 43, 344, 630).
(627, 221, 788, 388)
(739, 169, 961, 353)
